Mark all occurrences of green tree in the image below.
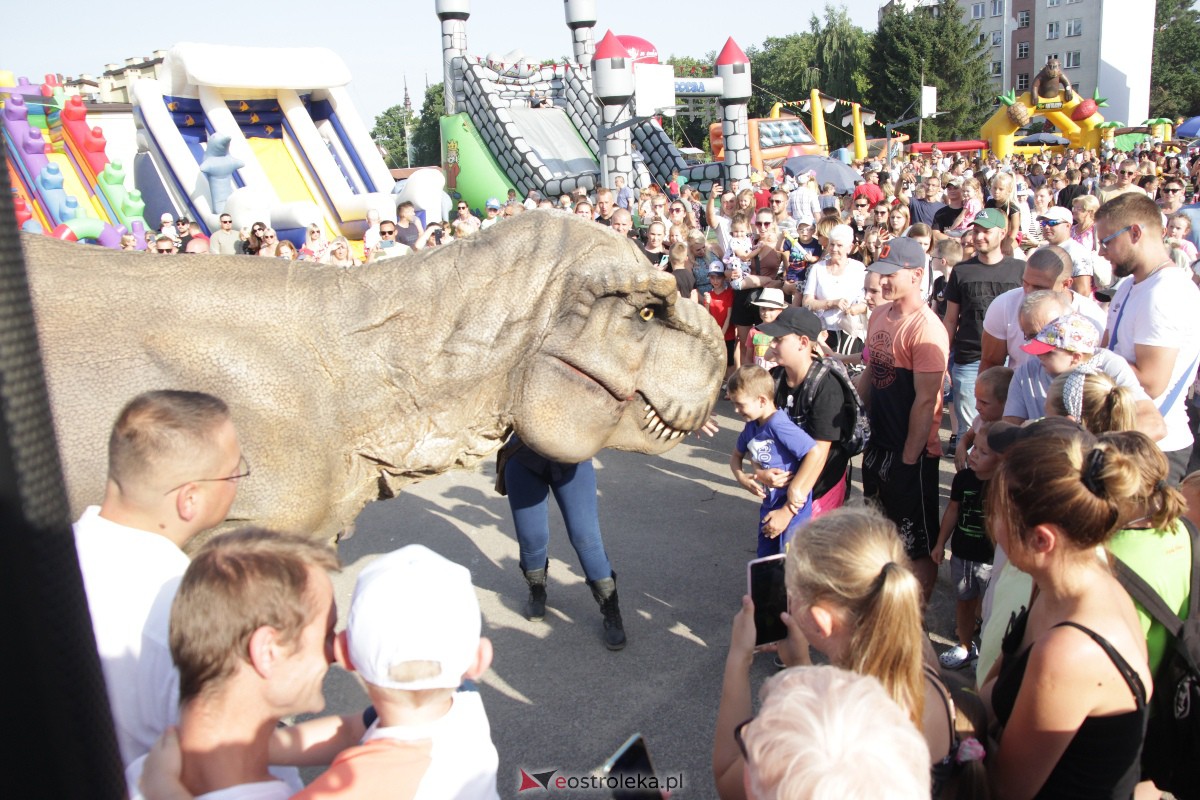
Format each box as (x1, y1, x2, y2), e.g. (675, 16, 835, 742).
(745, 34, 819, 119)
(811, 4, 872, 103)
(370, 104, 413, 169)
(867, 0, 992, 142)
(410, 83, 445, 167)
(1151, 0, 1200, 120)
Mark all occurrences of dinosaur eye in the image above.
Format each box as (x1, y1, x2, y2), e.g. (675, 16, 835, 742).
(639, 307, 655, 321)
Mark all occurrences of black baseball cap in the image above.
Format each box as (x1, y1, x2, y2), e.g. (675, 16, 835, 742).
(756, 306, 823, 340)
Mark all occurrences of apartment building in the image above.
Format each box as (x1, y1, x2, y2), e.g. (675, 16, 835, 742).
(881, 0, 1152, 126)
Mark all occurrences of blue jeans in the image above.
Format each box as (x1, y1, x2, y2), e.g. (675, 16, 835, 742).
(950, 360, 979, 438)
(505, 457, 613, 582)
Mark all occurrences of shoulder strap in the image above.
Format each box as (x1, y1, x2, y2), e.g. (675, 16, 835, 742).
(800, 358, 831, 410)
(923, 664, 956, 745)
(1053, 621, 1147, 707)
(1113, 516, 1199, 638)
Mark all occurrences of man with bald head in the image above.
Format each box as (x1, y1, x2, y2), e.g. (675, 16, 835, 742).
(1001, 292, 1162, 437)
(73, 390, 246, 766)
(979, 245, 1106, 373)
(608, 207, 636, 240)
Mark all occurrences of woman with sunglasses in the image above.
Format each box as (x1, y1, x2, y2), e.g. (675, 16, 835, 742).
(299, 225, 328, 262)
(240, 222, 267, 256)
(714, 506, 955, 800)
(256, 228, 279, 258)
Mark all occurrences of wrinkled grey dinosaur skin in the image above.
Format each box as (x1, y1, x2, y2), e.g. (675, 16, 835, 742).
(26, 211, 724, 541)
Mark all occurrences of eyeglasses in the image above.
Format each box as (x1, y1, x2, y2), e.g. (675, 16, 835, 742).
(156, 247, 174, 253)
(220, 219, 232, 225)
(458, 205, 468, 210)
(310, 229, 322, 235)
(379, 228, 396, 236)
(261, 234, 276, 240)
(734, 718, 754, 762)
(770, 198, 785, 204)
(755, 220, 773, 227)
(1120, 170, 1139, 176)
(163, 454, 251, 495)
(670, 207, 684, 213)
(1040, 219, 1068, 227)
(1099, 225, 1134, 246)
(175, 221, 188, 227)
(874, 209, 889, 215)
(253, 227, 265, 234)
(1163, 187, 1184, 194)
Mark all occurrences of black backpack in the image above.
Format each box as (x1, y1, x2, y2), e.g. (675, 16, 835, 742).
(1112, 516, 1200, 800)
(773, 357, 869, 498)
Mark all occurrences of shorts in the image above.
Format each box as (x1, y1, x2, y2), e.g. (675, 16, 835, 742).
(861, 445, 940, 561)
(731, 289, 762, 327)
(951, 556, 993, 602)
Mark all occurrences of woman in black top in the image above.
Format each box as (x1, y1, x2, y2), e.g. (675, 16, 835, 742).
(982, 420, 1151, 799)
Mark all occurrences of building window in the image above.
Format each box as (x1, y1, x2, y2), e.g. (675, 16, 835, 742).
(1067, 0, 1081, 3)
(1065, 51, 1081, 68)
(1017, 73, 1030, 91)
(1046, 52, 1059, 64)
(1017, 41, 1030, 58)
(972, 2, 984, 18)
(1018, 10, 1030, 27)
(992, 31, 1004, 46)
(991, 61, 1003, 76)
(1066, 18, 1083, 36)
(1046, 21, 1060, 39)
(1048, 0, 1061, 6)
(992, 0, 1004, 15)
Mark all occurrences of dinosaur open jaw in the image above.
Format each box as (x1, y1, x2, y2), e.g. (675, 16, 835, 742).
(640, 398, 688, 441)
(550, 357, 691, 441)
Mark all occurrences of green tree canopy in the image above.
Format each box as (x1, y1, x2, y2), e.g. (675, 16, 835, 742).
(410, 83, 445, 168)
(370, 104, 413, 170)
(811, 4, 872, 103)
(1150, 0, 1200, 120)
(867, 0, 992, 142)
(745, 34, 818, 119)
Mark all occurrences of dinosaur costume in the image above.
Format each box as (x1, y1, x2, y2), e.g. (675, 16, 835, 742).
(26, 211, 724, 542)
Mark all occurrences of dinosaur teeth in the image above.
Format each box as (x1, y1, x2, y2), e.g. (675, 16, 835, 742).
(644, 403, 652, 413)
(641, 405, 687, 441)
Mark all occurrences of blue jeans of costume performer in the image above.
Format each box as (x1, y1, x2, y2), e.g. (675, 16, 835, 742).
(950, 360, 979, 438)
(505, 456, 613, 583)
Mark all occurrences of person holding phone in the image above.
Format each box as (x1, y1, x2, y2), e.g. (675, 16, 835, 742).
(713, 506, 955, 800)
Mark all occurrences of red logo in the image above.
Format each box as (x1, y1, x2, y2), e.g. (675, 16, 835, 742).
(518, 769, 559, 792)
(878, 244, 891, 260)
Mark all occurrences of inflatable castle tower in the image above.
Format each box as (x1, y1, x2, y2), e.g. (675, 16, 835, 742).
(434, 0, 747, 196)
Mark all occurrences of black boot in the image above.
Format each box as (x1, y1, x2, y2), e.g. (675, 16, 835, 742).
(589, 573, 626, 651)
(523, 563, 548, 621)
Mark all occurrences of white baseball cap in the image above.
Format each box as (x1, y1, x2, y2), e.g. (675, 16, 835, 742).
(347, 545, 482, 691)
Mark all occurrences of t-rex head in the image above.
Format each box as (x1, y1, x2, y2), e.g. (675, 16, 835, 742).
(504, 213, 724, 462)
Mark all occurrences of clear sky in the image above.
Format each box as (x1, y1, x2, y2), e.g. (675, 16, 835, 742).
(0, 0, 883, 128)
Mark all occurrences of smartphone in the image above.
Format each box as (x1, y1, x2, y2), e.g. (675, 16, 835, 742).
(748, 554, 789, 647)
(600, 734, 666, 800)
(378, 239, 395, 249)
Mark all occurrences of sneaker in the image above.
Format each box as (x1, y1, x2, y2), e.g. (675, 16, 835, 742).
(944, 434, 958, 459)
(939, 643, 978, 670)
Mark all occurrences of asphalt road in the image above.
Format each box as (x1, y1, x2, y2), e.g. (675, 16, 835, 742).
(306, 399, 962, 799)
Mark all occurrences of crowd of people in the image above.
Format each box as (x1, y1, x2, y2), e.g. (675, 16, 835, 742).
(72, 135, 1200, 800)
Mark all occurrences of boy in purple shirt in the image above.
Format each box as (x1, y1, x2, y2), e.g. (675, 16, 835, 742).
(728, 365, 817, 556)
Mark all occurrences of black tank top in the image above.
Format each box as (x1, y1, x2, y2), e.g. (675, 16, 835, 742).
(991, 608, 1147, 799)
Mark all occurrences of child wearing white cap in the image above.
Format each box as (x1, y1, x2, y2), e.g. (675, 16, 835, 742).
(295, 545, 499, 800)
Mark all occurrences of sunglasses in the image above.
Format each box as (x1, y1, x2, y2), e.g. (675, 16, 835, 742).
(755, 221, 773, 227)
(1040, 219, 1068, 227)
(458, 205, 468, 210)
(1099, 225, 1134, 246)
(1163, 187, 1184, 193)
(1120, 170, 1138, 176)
(156, 247, 174, 253)
(379, 228, 396, 235)
(262, 234, 277, 240)
(220, 219, 232, 224)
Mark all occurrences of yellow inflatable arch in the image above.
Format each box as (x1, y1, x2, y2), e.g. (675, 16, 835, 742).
(982, 88, 1105, 158)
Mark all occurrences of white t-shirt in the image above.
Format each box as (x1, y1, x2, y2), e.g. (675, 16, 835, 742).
(982, 286, 1107, 370)
(365, 690, 500, 800)
(74, 506, 186, 766)
(126, 756, 291, 800)
(804, 258, 868, 330)
(1106, 266, 1200, 452)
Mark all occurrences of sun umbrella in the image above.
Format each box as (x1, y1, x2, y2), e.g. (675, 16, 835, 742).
(782, 155, 861, 194)
(1015, 133, 1070, 146)
(1176, 117, 1200, 139)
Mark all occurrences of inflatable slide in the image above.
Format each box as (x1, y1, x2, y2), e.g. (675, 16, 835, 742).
(133, 43, 399, 242)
